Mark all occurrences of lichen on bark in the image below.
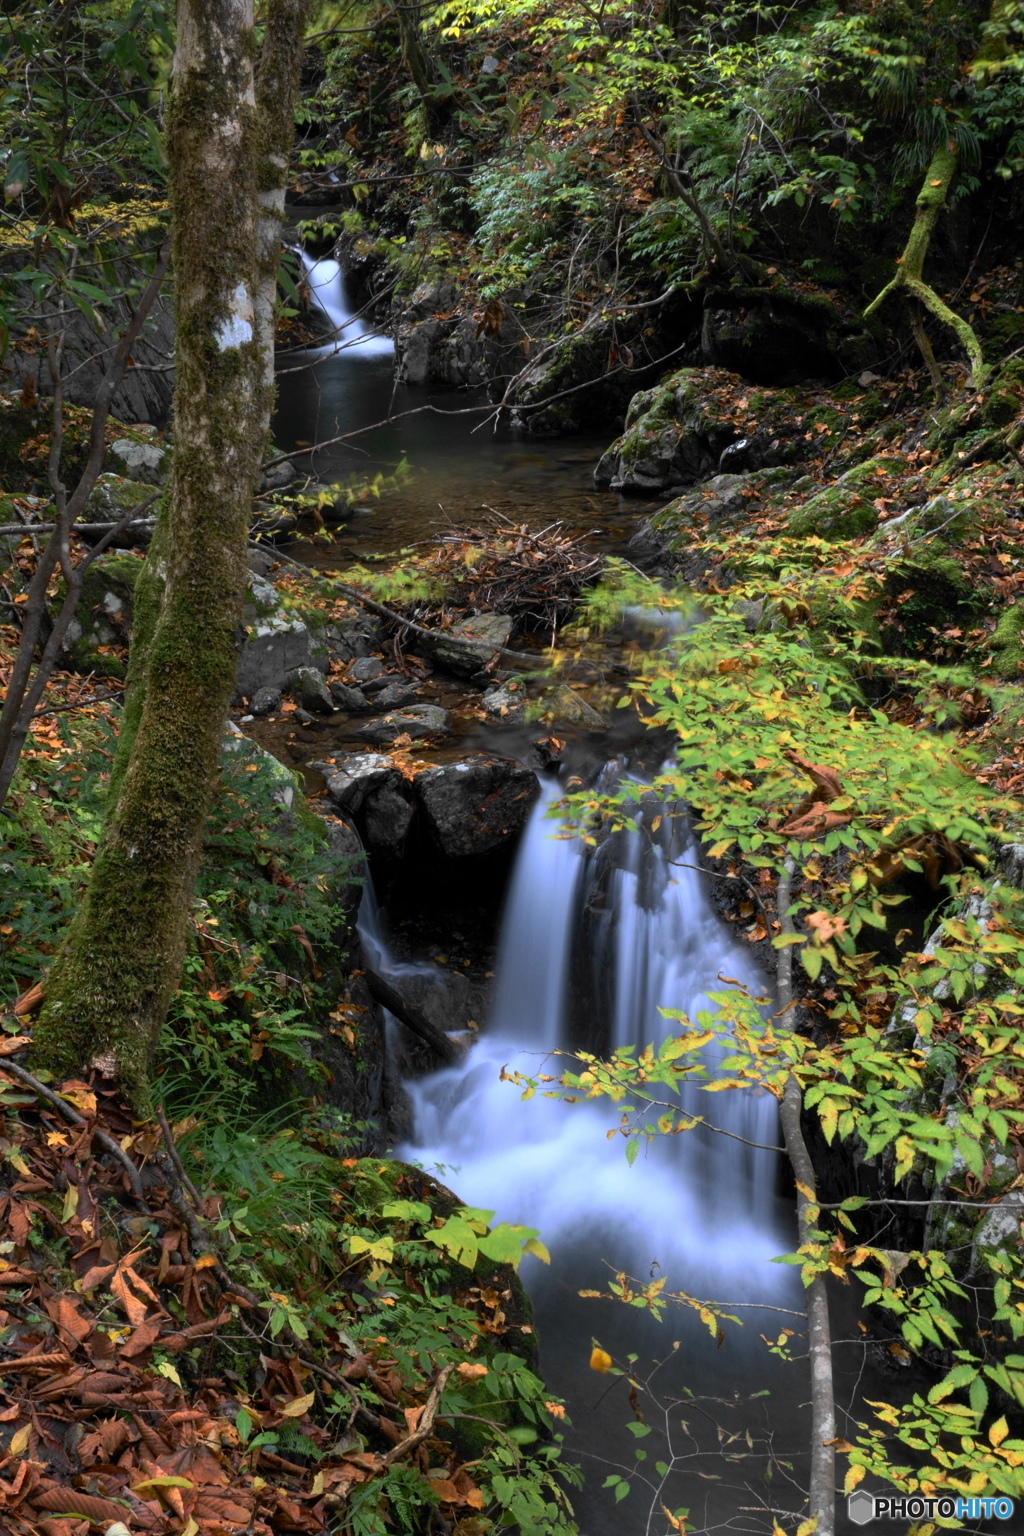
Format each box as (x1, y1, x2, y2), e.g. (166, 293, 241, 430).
(34, 0, 307, 1109)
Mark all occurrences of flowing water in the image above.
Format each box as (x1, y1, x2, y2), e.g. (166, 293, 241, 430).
(279, 270, 876, 1536)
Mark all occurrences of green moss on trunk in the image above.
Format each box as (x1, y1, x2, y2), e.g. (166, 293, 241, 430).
(34, 0, 305, 1109)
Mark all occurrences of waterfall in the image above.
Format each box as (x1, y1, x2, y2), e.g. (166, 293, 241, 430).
(386, 773, 789, 1302)
(297, 253, 393, 359)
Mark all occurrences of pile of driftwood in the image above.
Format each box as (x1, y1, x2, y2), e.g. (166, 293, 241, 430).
(422, 509, 603, 637)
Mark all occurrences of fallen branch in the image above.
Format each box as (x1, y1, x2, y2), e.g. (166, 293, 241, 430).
(363, 968, 461, 1064)
(1, 1057, 146, 1203)
(335, 582, 550, 671)
(382, 1363, 456, 1466)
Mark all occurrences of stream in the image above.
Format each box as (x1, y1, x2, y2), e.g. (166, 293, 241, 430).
(272, 271, 887, 1536)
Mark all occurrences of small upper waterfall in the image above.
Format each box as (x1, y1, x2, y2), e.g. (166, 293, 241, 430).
(297, 253, 393, 359)
(368, 771, 789, 1302)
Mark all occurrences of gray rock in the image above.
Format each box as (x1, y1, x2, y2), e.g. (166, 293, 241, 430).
(358, 704, 450, 744)
(328, 623, 378, 663)
(329, 680, 371, 712)
(318, 813, 366, 918)
(249, 686, 282, 717)
(483, 682, 526, 722)
(235, 615, 323, 700)
(288, 665, 336, 714)
(110, 437, 168, 486)
(430, 612, 513, 676)
(414, 754, 540, 857)
(374, 680, 421, 711)
(322, 753, 417, 858)
(259, 460, 297, 492)
(294, 707, 316, 726)
(349, 657, 389, 685)
(543, 683, 606, 730)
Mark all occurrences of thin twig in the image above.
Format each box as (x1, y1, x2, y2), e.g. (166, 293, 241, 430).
(0, 1059, 146, 1203)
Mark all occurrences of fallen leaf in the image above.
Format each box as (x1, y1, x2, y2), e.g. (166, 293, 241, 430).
(457, 1362, 488, 1382)
(280, 1390, 315, 1418)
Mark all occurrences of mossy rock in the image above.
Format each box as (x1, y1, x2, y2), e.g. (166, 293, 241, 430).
(786, 455, 897, 539)
(991, 603, 1024, 680)
(982, 358, 1024, 431)
(59, 550, 145, 677)
(882, 551, 992, 656)
(84, 472, 159, 529)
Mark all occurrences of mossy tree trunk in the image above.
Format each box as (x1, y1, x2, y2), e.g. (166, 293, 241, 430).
(34, 0, 309, 1109)
(864, 0, 1017, 388)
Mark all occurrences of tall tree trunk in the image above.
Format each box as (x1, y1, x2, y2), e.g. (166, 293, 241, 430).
(34, 0, 308, 1109)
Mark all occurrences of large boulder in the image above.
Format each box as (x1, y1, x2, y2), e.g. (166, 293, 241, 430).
(322, 754, 417, 859)
(429, 612, 513, 676)
(415, 754, 539, 858)
(594, 369, 810, 496)
(234, 573, 328, 702)
(357, 703, 450, 744)
(320, 749, 540, 860)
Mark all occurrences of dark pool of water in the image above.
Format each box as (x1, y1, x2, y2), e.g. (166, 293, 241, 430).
(271, 351, 657, 568)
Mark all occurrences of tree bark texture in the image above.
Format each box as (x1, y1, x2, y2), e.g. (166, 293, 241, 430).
(776, 859, 836, 1535)
(35, 0, 306, 1107)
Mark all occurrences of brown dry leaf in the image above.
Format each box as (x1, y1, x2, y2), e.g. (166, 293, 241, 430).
(0, 1035, 31, 1056)
(121, 1316, 163, 1359)
(44, 1296, 91, 1346)
(805, 910, 848, 945)
(457, 1362, 488, 1382)
(110, 1266, 151, 1327)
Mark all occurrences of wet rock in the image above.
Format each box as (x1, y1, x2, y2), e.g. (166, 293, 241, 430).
(259, 460, 297, 493)
(294, 706, 316, 726)
(329, 679, 371, 712)
(542, 683, 606, 730)
(414, 754, 540, 858)
(483, 681, 526, 723)
(430, 612, 513, 676)
(349, 657, 389, 687)
(357, 703, 450, 744)
(328, 619, 381, 663)
(110, 437, 168, 486)
(317, 812, 366, 919)
(374, 680, 421, 711)
(322, 753, 417, 859)
(249, 686, 282, 717)
(288, 665, 336, 714)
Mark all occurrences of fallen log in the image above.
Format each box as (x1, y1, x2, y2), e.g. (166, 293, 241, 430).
(363, 968, 460, 1064)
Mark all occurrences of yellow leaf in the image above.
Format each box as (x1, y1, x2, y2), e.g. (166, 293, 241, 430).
(844, 1463, 865, 1493)
(61, 1185, 79, 1224)
(281, 1390, 315, 1418)
(131, 1475, 194, 1497)
(796, 1519, 819, 1536)
(524, 1237, 551, 1265)
(8, 1423, 30, 1456)
(990, 1414, 1009, 1448)
(311, 1472, 325, 1496)
(45, 1131, 68, 1148)
(590, 1346, 613, 1373)
(183, 1521, 199, 1536)
(154, 1360, 182, 1387)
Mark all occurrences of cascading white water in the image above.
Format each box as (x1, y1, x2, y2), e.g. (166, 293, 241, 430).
(381, 774, 789, 1303)
(298, 253, 393, 359)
